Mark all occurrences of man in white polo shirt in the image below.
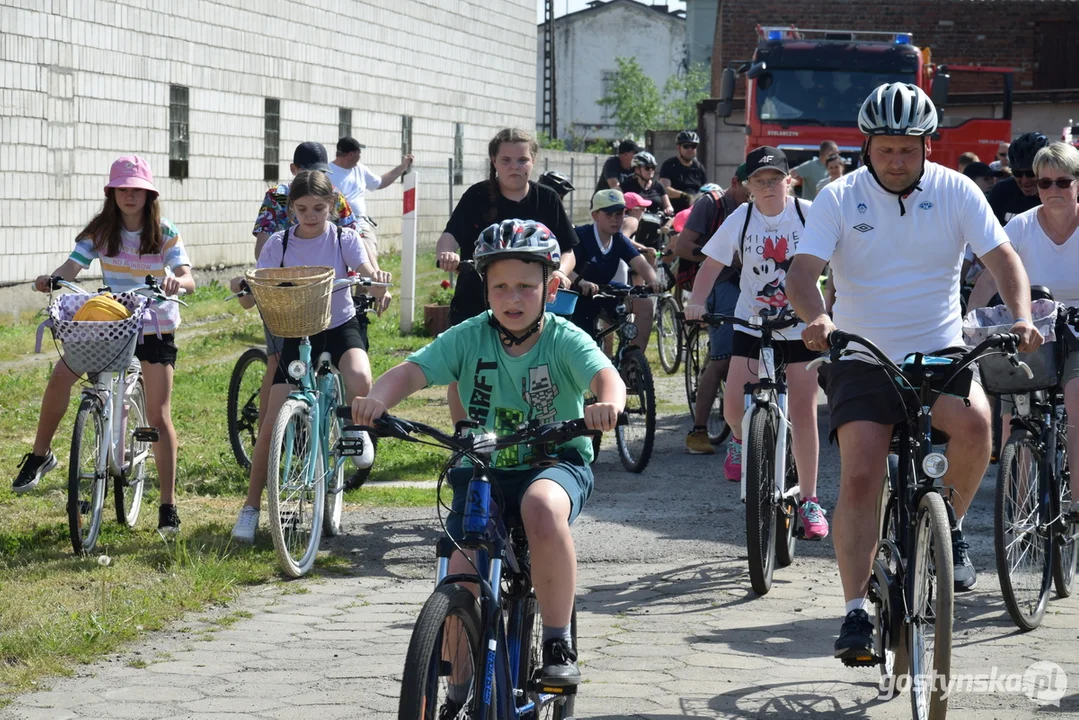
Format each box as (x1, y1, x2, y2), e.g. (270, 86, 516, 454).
(785, 83, 1041, 667)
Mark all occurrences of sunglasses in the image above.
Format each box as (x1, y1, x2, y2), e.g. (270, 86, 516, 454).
(1036, 177, 1077, 190)
(681, 144, 698, 149)
(1013, 169, 1036, 179)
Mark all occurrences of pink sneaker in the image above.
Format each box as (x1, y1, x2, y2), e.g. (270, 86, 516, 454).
(799, 497, 830, 540)
(723, 437, 742, 482)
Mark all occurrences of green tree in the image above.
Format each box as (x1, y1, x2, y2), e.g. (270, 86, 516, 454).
(662, 63, 711, 129)
(598, 56, 663, 139)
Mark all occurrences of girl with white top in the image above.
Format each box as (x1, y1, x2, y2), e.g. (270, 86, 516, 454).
(230, 170, 391, 542)
(971, 142, 1079, 521)
(685, 146, 828, 540)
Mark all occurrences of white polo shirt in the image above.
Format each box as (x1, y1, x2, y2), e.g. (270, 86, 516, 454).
(796, 161, 1009, 362)
(327, 162, 381, 218)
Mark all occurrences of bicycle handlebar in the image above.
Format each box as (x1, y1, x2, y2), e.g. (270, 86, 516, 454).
(678, 309, 800, 332)
(50, 275, 187, 306)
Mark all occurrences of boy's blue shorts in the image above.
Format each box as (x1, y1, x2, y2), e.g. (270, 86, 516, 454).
(444, 450, 594, 541)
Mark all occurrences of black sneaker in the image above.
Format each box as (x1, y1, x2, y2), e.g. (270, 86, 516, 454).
(157, 504, 181, 536)
(834, 609, 875, 667)
(539, 638, 580, 687)
(12, 451, 57, 494)
(438, 700, 463, 720)
(952, 527, 977, 592)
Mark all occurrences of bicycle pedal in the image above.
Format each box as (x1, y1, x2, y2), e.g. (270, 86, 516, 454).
(840, 652, 880, 668)
(529, 680, 578, 696)
(337, 436, 365, 457)
(133, 426, 160, 443)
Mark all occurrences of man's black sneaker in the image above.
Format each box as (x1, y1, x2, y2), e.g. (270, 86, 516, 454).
(952, 527, 977, 592)
(539, 638, 581, 687)
(12, 451, 57, 494)
(158, 504, 181, 536)
(834, 609, 876, 667)
(438, 699, 464, 720)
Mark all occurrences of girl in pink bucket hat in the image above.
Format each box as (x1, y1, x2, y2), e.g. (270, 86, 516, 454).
(16, 155, 195, 537)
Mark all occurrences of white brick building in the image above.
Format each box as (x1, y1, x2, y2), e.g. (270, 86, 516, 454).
(0, 0, 537, 285)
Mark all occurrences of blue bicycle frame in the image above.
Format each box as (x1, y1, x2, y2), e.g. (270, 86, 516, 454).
(280, 338, 345, 497)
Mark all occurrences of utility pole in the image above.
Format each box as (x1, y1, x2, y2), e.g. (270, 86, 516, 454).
(542, 0, 558, 138)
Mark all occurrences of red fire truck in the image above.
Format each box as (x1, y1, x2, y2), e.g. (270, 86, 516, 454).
(714, 26, 1014, 179)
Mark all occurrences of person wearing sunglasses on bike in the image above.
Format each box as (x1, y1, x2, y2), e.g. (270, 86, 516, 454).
(785, 82, 1042, 665)
(660, 130, 708, 213)
(970, 142, 1079, 523)
(352, 219, 625, 694)
(989, 132, 1050, 225)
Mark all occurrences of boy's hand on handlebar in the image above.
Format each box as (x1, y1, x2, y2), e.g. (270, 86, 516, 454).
(437, 252, 460, 273)
(33, 275, 51, 293)
(1010, 320, 1043, 353)
(584, 402, 620, 432)
(351, 397, 387, 428)
(684, 303, 706, 322)
(578, 280, 598, 298)
(552, 269, 571, 289)
(801, 314, 836, 353)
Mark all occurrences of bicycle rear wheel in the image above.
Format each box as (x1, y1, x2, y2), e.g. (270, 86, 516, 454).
(775, 429, 797, 568)
(995, 429, 1052, 630)
(684, 326, 704, 416)
(323, 375, 346, 537)
(518, 596, 576, 719)
(115, 376, 149, 527)
(68, 397, 107, 554)
(616, 348, 656, 473)
(227, 347, 267, 470)
(398, 583, 483, 720)
(908, 492, 953, 720)
(266, 398, 325, 578)
(1053, 418, 1077, 598)
(707, 376, 729, 445)
(655, 294, 682, 375)
(745, 406, 778, 595)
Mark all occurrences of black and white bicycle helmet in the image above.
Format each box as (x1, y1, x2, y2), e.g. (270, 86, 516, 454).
(1007, 132, 1049, 170)
(857, 83, 938, 137)
(632, 151, 657, 169)
(538, 171, 575, 199)
(677, 130, 700, 145)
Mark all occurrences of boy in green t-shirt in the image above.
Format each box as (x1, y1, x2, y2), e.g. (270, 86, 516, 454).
(352, 219, 625, 689)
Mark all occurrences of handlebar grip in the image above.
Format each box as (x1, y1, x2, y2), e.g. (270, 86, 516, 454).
(335, 405, 354, 420)
(616, 412, 629, 426)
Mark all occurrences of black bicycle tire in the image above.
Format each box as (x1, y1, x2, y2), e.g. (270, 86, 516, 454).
(908, 492, 953, 720)
(684, 326, 703, 416)
(517, 597, 577, 719)
(114, 377, 148, 527)
(745, 406, 778, 595)
(227, 347, 267, 471)
(68, 397, 105, 555)
(775, 429, 797, 568)
(616, 348, 656, 473)
(398, 583, 484, 720)
(874, 454, 909, 690)
(656, 295, 682, 375)
(1052, 416, 1077, 598)
(995, 428, 1052, 630)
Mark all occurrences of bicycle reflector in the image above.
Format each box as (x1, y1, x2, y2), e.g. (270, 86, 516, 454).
(287, 360, 307, 380)
(922, 452, 949, 479)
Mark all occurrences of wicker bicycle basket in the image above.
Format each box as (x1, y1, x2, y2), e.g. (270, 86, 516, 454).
(245, 266, 335, 338)
(48, 291, 150, 376)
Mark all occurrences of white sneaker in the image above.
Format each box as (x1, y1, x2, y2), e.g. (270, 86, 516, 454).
(346, 429, 376, 470)
(231, 506, 260, 543)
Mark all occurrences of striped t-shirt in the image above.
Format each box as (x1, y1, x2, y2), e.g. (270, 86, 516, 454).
(69, 220, 191, 334)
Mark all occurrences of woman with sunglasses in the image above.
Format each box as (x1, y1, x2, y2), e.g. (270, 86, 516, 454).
(971, 141, 1079, 521)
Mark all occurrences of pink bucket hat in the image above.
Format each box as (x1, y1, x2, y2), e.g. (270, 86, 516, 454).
(105, 155, 157, 194)
(623, 192, 652, 210)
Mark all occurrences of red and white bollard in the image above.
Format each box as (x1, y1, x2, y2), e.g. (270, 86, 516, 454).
(400, 170, 418, 333)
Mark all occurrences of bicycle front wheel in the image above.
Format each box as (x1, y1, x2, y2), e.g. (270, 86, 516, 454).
(227, 347, 267, 470)
(68, 397, 107, 554)
(616, 348, 656, 473)
(684, 326, 704, 416)
(995, 428, 1052, 630)
(266, 398, 325, 578)
(908, 491, 953, 720)
(745, 406, 778, 595)
(655, 294, 682, 375)
(398, 583, 484, 720)
(115, 376, 148, 527)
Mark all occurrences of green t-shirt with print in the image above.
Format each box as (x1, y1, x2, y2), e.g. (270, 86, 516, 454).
(407, 311, 615, 469)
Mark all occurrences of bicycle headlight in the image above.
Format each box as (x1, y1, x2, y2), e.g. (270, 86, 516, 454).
(620, 323, 639, 341)
(922, 452, 949, 479)
(287, 360, 307, 380)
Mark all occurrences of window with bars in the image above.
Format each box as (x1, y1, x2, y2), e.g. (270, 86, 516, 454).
(600, 71, 615, 123)
(264, 98, 280, 182)
(454, 122, 464, 185)
(168, 85, 189, 179)
(339, 108, 352, 140)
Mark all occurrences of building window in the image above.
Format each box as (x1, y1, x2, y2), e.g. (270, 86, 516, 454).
(454, 122, 464, 186)
(600, 71, 616, 123)
(401, 115, 413, 158)
(168, 85, 189, 179)
(264, 98, 280, 183)
(338, 108, 352, 140)
(1036, 22, 1079, 90)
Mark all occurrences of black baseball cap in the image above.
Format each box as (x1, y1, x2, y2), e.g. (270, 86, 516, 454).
(293, 142, 330, 172)
(336, 137, 366, 154)
(617, 139, 639, 155)
(963, 161, 994, 180)
(745, 146, 789, 177)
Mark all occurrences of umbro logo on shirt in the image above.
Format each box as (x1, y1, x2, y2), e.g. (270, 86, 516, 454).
(853, 223, 874, 233)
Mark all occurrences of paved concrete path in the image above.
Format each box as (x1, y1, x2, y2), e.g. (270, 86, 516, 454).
(3, 377, 1078, 719)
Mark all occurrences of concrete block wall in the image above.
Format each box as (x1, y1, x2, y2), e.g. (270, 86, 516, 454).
(0, 0, 536, 285)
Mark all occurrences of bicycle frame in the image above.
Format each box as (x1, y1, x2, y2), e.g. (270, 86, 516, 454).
(83, 365, 146, 482)
(279, 339, 342, 499)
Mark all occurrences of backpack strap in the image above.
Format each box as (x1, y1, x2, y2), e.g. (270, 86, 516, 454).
(739, 202, 754, 261)
(280, 226, 290, 268)
(793, 197, 806, 227)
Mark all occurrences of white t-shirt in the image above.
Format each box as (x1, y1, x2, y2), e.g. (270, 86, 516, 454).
(326, 162, 381, 218)
(1005, 207, 1079, 307)
(797, 161, 1009, 362)
(702, 196, 809, 338)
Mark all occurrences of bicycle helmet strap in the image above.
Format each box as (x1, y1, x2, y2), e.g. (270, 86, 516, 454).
(862, 137, 926, 217)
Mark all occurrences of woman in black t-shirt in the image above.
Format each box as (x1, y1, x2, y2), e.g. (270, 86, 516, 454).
(436, 128, 577, 326)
